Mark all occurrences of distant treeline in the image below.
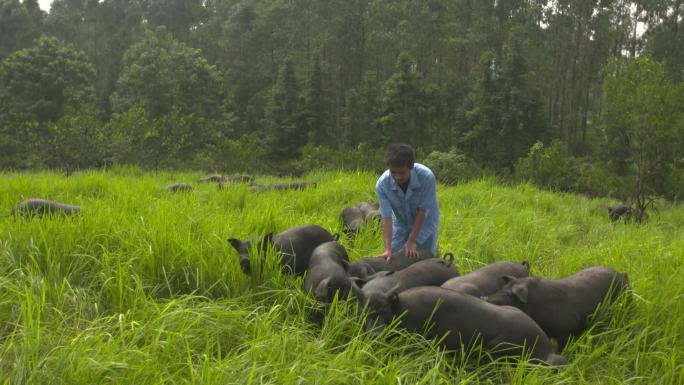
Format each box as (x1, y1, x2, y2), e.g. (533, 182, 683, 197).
(1, 0, 683, 204)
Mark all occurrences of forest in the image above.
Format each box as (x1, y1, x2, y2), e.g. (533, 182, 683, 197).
(1, 0, 684, 206)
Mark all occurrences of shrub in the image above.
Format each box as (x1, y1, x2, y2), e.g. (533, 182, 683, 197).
(423, 147, 482, 185)
(293, 143, 384, 173)
(665, 158, 684, 202)
(46, 107, 106, 171)
(514, 141, 580, 191)
(210, 133, 268, 173)
(575, 161, 625, 198)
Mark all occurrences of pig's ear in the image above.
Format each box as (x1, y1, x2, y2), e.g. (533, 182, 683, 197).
(351, 280, 364, 303)
(259, 232, 274, 251)
(314, 278, 330, 298)
(227, 238, 242, 251)
(520, 260, 531, 271)
(512, 284, 529, 304)
(501, 275, 517, 284)
(387, 283, 401, 311)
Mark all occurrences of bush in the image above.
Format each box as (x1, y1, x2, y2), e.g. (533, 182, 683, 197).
(0, 120, 43, 170)
(514, 141, 632, 198)
(293, 143, 384, 173)
(423, 147, 482, 185)
(514, 141, 580, 191)
(46, 107, 106, 171)
(209, 133, 268, 173)
(104, 106, 230, 170)
(575, 161, 625, 198)
(102, 105, 150, 166)
(665, 158, 684, 202)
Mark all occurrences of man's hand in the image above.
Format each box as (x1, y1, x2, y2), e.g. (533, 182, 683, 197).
(404, 209, 424, 259)
(380, 218, 393, 261)
(403, 241, 418, 258)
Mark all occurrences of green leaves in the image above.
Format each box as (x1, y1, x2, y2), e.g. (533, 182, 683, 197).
(111, 27, 223, 120)
(376, 51, 434, 149)
(461, 32, 549, 171)
(264, 57, 306, 166)
(0, 35, 95, 125)
(602, 57, 684, 205)
(107, 27, 227, 167)
(0, 35, 96, 169)
(0, 0, 44, 60)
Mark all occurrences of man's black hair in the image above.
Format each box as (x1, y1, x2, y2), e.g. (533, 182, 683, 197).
(384, 143, 415, 168)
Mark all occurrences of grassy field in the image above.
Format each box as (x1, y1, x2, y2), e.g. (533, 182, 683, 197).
(0, 168, 682, 384)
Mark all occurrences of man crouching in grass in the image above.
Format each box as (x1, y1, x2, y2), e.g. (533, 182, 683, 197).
(375, 143, 440, 260)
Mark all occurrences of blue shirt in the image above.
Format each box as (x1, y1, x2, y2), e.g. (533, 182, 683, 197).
(375, 163, 440, 255)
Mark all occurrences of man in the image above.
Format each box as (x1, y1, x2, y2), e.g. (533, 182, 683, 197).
(375, 143, 440, 260)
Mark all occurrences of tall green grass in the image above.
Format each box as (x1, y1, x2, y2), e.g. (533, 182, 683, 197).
(0, 168, 682, 384)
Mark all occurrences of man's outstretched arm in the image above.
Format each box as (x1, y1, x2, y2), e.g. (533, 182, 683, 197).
(380, 218, 393, 260)
(404, 208, 426, 257)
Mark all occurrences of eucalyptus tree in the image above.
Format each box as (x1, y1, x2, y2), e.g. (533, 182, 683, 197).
(143, 0, 207, 43)
(542, 0, 639, 152)
(641, 0, 684, 82)
(263, 57, 306, 166)
(602, 57, 683, 214)
(302, 59, 333, 146)
(375, 52, 435, 151)
(46, 0, 146, 113)
(0, 0, 44, 60)
(0, 36, 96, 168)
(110, 27, 224, 166)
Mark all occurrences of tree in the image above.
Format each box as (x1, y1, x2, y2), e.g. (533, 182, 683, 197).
(44, 0, 146, 114)
(496, 25, 550, 170)
(0, 35, 96, 168)
(540, 1, 637, 153)
(302, 59, 332, 145)
(216, 0, 291, 137)
(46, 107, 106, 170)
(45, 0, 97, 47)
(143, 0, 207, 42)
(602, 57, 682, 218)
(340, 77, 380, 147)
(461, 23, 549, 171)
(460, 51, 501, 167)
(111, 27, 223, 120)
(0, 0, 45, 60)
(90, 0, 146, 114)
(110, 27, 225, 165)
(376, 51, 433, 149)
(641, 0, 684, 82)
(263, 57, 306, 166)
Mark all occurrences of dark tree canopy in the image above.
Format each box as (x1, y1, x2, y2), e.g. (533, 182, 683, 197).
(0, 35, 95, 124)
(111, 27, 223, 120)
(0, 0, 683, 204)
(0, 35, 95, 168)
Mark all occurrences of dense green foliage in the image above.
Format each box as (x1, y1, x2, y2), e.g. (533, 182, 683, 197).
(602, 57, 683, 210)
(1, 170, 682, 384)
(0, 35, 96, 169)
(0, 0, 683, 204)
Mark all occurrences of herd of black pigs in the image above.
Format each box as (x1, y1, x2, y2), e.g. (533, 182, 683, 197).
(7, 173, 634, 367)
